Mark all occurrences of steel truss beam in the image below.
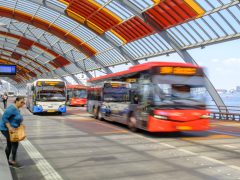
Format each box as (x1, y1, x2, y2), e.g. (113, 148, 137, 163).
(0, 26, 93, 85)
(28, 0, 139, 67)
(4, 19, 100, 80)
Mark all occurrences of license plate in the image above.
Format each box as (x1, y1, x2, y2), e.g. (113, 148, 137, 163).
(176, 126, 192, 131)
(48, 110, 56, 112)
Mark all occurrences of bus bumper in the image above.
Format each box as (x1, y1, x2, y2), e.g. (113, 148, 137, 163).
(33, 105, 43, 113)
(70, 99, 86, 106)
(147, 116, 209, 132)
(58, 105, 66, 113)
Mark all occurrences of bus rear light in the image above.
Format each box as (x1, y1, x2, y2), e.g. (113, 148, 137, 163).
(153, 115, 168, 120)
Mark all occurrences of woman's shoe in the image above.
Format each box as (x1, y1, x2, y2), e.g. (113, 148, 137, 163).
(9, 161, 23, 168)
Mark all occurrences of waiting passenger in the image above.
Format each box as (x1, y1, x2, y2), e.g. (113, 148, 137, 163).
(133, 95, 139, 104)
(2, 93, 8, 109)
(0, 96, 25, 167)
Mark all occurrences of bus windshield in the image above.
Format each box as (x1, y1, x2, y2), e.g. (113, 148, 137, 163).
(36, 85, 66, 101)
(141, 75, 206, 109)
(103, 83, 130, 102)
(71, 89, 87, 98)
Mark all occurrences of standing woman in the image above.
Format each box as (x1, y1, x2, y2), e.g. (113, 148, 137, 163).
(2, 92, 8, 109)
(0, 96, 25, 166)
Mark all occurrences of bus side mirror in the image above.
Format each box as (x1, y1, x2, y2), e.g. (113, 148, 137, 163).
(31, 86, 35, 91)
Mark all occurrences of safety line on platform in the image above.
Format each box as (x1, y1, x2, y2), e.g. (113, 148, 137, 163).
(208, 130, 240, 137)
(0, 108, 63, 180)
(131, 130, 240, 173)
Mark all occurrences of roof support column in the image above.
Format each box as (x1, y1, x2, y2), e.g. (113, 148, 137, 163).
(91, 56, 113, 74)
(157, 31, 227, 112)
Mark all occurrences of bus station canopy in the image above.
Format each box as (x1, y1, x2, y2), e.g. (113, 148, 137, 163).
(0, 0, 239, 87)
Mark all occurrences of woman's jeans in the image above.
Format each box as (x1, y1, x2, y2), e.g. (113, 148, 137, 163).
(1, 130, 19, 161)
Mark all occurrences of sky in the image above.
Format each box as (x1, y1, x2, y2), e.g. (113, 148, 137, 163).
(146, 39, 240, 90)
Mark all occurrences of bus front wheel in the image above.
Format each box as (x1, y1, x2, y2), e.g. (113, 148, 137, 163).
(93, 107, 98, 119)
(128, 114, 137, 132)
(98, 109, 103, 120)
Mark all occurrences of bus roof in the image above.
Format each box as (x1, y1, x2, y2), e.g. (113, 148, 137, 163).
(66, 85, 87, 89)
(88, 62, 201, 83)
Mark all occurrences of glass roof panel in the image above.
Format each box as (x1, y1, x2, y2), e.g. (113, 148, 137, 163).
(105, 31, 124, 46)
(106, 1, 134, 20)
(64, 76, 77, 84)
(71, 26, 95, 42)
(36, 55, 50, 64)
(64, 64, 81, 74)
(54, 15, 79, 32)
(128, 0, 153, 11)
(66, 50, 86, 61)
(2, 51, 12, 56)
(0, 0, 16, 9)
(96, 50, 125, 66)
(211, 12, 234, 35)
(88, 37, 112, 52)
(37, 6, 60, 23)
(55, 68, 68, 76)
(15, 0, 39, 15)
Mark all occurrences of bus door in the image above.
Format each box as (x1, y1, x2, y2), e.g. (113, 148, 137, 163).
(103, 101, 121, 121)
(102, 85, 130, 122)
(134, 84, 152, 129)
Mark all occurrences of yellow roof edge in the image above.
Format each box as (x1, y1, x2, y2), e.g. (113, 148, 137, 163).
(66, 9, 85, 24)
(86, 20, 104, 34)
(110, 30, 127, 44)
(184, 0, 205, 18)
(89, 0, 122, 23)
(151, 0, 162, 5)
(58, 0, 69, 6)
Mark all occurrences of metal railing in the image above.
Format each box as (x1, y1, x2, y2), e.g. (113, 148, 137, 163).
(208, 105, 240, 121)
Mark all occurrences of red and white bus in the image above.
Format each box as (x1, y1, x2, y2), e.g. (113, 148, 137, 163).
(66, 85, 87, 106)
(87, 62, 210, 132)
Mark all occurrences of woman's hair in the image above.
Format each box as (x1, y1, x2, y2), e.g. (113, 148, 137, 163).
(14, 96, 25, 103)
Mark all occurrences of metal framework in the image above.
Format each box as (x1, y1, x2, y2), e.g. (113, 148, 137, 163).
(0, 0, 239, 109)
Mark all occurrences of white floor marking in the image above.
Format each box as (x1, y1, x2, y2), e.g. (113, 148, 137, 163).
(0, 108, 63, 180)
(159, 143, 175, 148)
(178, 148, 197, 155)
(21, 140, 63, 180)
(200, 156, 225, 165)
(229, 165, 240, 171)
(131, 127, 240, 171)
(223, 144, 237, 148)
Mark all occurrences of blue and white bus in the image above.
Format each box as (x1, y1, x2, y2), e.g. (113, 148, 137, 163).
(26, 79, 67, 114)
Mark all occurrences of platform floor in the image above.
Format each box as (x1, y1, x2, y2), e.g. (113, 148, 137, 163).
(1, 101, 240, 180)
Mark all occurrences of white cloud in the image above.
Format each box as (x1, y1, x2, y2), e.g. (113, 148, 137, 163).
(222, 58, 240, 66)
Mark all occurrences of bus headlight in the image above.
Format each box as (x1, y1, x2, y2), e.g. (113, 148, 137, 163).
(200, 115, 211, 119)
(153, 115, 168, 120)
(36, 104, 42, 108)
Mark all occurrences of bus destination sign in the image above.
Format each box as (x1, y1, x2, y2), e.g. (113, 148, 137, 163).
(37, 81, 65, 87)
(160, 67, 197, 75)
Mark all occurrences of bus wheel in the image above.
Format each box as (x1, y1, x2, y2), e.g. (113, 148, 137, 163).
(93, 107, 98, 119)
(128, 115, 137, 132)
(98, 110, 103, 120)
